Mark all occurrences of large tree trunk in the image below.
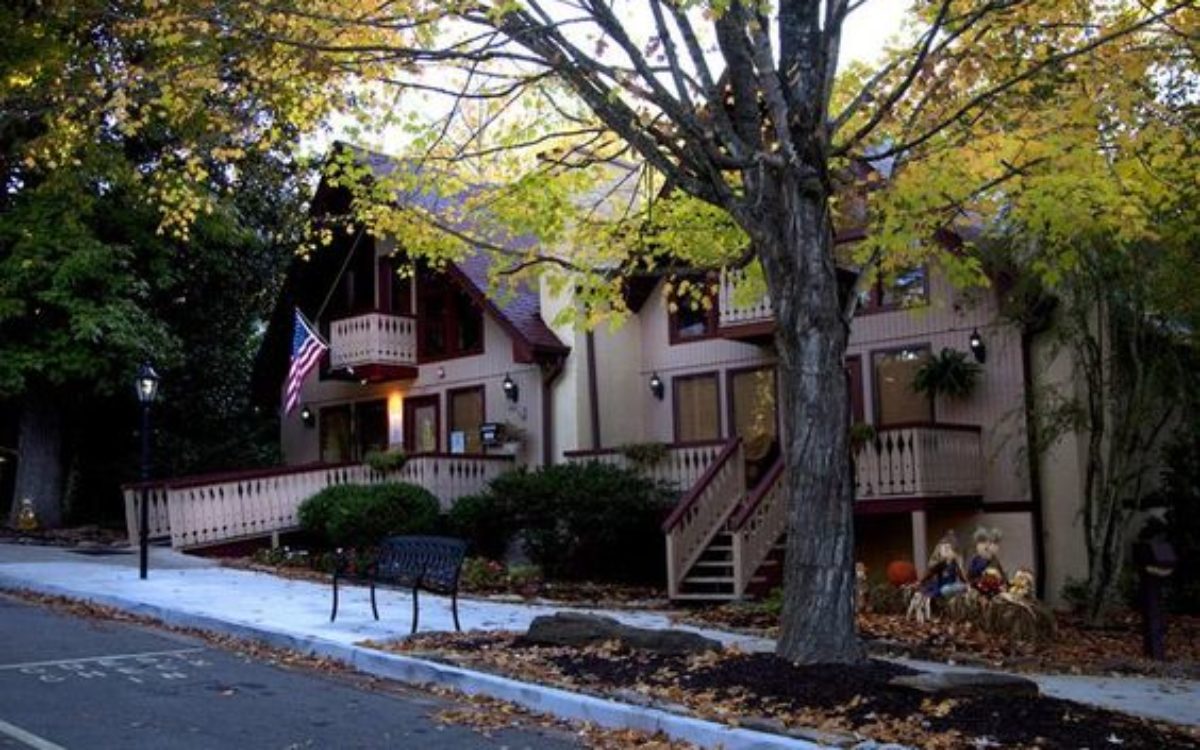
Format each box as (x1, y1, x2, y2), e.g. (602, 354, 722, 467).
(8, 394, 65, 529)
(760, 177, 864, 665)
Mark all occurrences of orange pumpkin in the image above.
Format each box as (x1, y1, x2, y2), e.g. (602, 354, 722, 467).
(886, 560, 918, 587)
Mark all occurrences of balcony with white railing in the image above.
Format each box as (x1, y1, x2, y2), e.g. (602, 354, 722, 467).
(329, 312, 418, 374)
(854, 423, 985, 501)
(717, 269, 774, 340)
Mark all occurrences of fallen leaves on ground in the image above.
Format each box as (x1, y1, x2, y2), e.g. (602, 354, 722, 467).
(368, 630, 1200, 750)
(676, 605, 1200, 678)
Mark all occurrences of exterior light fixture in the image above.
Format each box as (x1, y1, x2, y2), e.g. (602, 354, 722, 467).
(133, 361, 160, 581)
(969, 329, 987, 364)
(503, 373, 519, 403)
(299, 404, 315, 427)
(649, 372, 664, 400)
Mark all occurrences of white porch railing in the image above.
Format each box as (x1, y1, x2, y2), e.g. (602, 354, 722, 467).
(729, 460, 787, 596)
(662, 439, 744, 599)
(854, 424, 984, 500)
(329, 312, 417, 369)
(718, 269, 773, 327)
(122, 454, 514, 549)
(563, 440, 726, 491)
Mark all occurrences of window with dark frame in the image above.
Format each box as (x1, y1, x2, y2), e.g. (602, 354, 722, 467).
(667, 277, 718, 344)
(319, 405, 353, 464)
(448, 387, 485, 454)
(673, 372, 721, 442)
(355, 399, 389, 458)
(872, 346, 934, 426)
(417, 268, 484, 361)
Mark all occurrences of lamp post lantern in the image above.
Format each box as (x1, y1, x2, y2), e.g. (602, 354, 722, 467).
(134, 362, 160, 580)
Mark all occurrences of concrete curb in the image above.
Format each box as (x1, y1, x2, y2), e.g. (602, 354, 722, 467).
(0, 574, 832, 750)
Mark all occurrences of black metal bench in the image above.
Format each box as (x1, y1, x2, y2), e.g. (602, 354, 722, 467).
(329, 535, 467, 634)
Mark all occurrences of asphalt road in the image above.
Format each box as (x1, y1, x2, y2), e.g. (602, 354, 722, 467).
(0, 595, 581, 749)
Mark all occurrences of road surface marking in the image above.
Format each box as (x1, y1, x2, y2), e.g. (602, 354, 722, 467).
(0, 648, 203, 672)
(0, 718, 67, 750)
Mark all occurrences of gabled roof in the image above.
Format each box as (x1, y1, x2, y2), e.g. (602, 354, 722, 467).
(253, 144, 567, 402)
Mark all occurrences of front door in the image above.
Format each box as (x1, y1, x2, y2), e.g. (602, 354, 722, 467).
(729, 367, 779, 488)
(404, 395, 440, 454)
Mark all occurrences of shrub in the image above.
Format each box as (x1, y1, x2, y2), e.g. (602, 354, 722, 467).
(364, 449, 408, 473)
(478, 462, 676, 584)
(447, 492, 515, 560)
(298, 482, 440, 549)
(461, 557, 508, 591)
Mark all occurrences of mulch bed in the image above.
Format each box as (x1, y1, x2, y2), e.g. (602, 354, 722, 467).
(0, 525, 128, 547)
(677, 605, 1200, 679)
(372, 631, 1200, 749)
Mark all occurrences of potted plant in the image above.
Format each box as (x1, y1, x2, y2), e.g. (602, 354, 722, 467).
(848, 422, 877, 455)
(912, 348, 982, 418)
(364, 448, 408, 474)
(618, 441, 669, 469)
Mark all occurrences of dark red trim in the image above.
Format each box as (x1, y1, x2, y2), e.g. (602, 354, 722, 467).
(122, 461, 361, 492)
(853, 495, 982, 516)
(446, 385, 486, 453)
(875, 421, 981, 433)
(717, 320, 776, 342)
(729, 457, 785, 530)
(662, 438, 742, 532)
(980, 501, 1035, 513)
(562, 439, 727, 459)
(585, 331, 602, 449)
(671, 371, 721, 443)
(845, 355, 865, 424)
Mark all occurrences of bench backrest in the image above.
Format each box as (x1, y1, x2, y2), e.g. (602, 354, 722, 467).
(375, 535, 468, 593)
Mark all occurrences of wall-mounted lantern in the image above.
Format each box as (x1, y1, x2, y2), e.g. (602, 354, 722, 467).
(299, 404, 315, 427)
(503, 373, 520, 403)
(649, 372, 664, 400)
(969, 329, 987, 364)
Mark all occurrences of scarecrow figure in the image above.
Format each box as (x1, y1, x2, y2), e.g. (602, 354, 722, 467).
(906, 531, 968, 623)
(967, 527, 1007, 598)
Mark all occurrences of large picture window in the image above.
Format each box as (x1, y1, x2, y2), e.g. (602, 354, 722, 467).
(448, 387, 485, 454)
(873, 347, 933, 426)
(673, 373, 721, 442)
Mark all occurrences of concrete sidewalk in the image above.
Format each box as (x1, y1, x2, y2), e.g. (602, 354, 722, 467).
(1, 542, 1197, 732)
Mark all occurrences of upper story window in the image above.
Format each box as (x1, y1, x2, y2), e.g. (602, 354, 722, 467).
(667, 276, 718, 344)
(417, 270, 484, 361)
(858, 266, 928, 313)
(873, 346, 933, 426)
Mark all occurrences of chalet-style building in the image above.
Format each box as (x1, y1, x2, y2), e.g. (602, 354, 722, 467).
(126, 145, 1094, 605)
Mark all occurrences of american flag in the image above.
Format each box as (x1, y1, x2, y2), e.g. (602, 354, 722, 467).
(284, 308, 328, 415)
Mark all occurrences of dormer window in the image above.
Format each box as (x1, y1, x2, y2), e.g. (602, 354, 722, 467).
(417, 269, 484, 361)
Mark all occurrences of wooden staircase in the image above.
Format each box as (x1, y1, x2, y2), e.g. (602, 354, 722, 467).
(664, 446, 789, 601)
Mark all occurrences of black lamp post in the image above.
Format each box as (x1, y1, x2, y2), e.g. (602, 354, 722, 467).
(134, 362, 160, 580)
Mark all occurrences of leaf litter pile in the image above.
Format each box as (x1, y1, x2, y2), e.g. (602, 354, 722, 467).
(678, 606, 1200, 679)
(375, 631, 1200, 749)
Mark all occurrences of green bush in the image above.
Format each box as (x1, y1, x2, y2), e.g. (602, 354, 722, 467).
(450, 462, 676, 584)
(298, 482, 440, 549)
(447, 492, 515, 560)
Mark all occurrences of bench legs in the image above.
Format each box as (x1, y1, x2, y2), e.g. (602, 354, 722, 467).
(370, 580, 380, 621)
(330, 575, 339, 623)
(451, 591, 461, 632)
(410, 585, 420, 635)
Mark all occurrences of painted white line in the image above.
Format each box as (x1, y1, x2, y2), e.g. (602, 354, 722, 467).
(0, 718, 67, 750)
(0, 648, 203, 671)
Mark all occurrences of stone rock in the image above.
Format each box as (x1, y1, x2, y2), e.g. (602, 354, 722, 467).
(525, 612, 721, 655)
(888, 670, 1039, 698)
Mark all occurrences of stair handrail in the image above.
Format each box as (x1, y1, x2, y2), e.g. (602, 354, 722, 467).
(728, 457, 786, 530)
(661, 437, 742, 533)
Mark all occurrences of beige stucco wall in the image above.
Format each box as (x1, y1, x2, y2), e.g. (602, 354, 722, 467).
(1031, 328, 1091, 603)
